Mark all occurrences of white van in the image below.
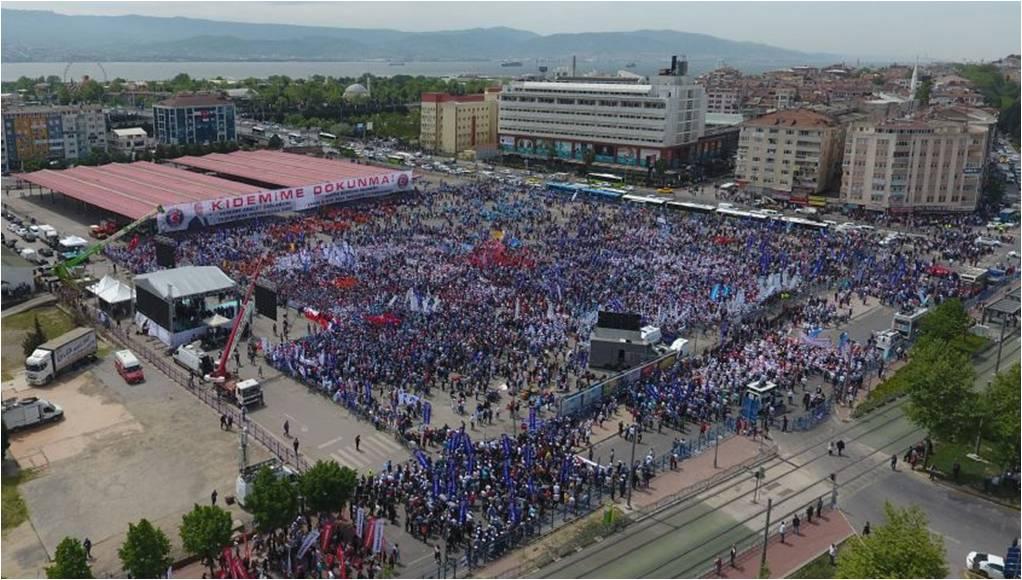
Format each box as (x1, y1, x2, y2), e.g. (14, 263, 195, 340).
(173, 343, 214, 378)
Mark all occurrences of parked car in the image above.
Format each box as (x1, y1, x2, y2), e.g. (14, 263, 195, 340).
(38, 246, 54, 257)
(114, 350, 145, 384)
(967, 552, 1005, 579)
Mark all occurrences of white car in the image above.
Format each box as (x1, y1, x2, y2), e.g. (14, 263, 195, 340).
(28, 224, 39, 233)
(967, 552, 1005, 579)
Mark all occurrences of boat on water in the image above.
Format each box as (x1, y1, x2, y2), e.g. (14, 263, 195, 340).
(625, 62, 637, 68)
(501, 61, 523, 67)
(388, 61, 406, 66)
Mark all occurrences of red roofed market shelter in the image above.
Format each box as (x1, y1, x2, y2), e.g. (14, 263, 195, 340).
(14, 151, 410, 222)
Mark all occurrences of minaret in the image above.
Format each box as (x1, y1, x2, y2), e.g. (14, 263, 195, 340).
(909, 59, 919, 99)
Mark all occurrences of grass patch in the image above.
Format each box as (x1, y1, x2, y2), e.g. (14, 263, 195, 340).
(789, 539, 847, 579)
(2, 469, 38, 533)
(1, 306, 76, 381)
(3, 307, 76, 337)
(928, 440, 1019, 506)
(96, 340, 114, 360)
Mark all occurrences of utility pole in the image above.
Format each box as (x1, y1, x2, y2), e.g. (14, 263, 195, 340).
(994, 314, 1009, 373)
(627, 423, 637, 509)
(714, 432, 720, 469)
(753, 466, 765, 503)
(759, 498, 773, 573)
(239, 424, 249, 471)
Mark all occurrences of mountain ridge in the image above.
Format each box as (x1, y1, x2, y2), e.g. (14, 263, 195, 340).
(1, 9, 842, 65)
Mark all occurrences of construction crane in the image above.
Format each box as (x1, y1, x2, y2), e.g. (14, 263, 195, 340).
(53, 205, 164, 291)
(211, 254, 271, 384)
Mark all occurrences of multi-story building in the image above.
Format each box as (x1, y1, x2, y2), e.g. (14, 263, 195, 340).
(153, 94, 236, 146)
(2, 104, 107, 172)
(839, 107, 996, 213)
(419, 88, 500, 156)
(108, 127, 149, 157)
(734, 109, 845, 200)
(498, 56, 706, 169)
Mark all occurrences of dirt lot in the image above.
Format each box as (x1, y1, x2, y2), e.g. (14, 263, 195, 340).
(2, 320, 268, 578)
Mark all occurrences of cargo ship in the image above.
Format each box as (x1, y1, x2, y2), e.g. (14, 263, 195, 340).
(501, 60, 523, 67)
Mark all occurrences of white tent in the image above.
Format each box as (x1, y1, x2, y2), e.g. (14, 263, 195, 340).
(87, 275, 135, 304)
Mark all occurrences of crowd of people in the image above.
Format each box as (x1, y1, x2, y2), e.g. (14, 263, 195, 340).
(102, 178, 995, 573)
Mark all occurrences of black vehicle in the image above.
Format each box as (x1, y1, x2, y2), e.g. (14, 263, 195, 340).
(38, 246, 54, 257)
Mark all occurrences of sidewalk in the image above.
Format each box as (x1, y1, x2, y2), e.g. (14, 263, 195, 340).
(704, 509, 855, 579)
(472, 435, 770, 579)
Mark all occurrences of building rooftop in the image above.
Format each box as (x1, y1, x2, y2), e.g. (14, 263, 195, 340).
(517, 81, 652, 94)
(421, 92, 486, 103)
(744, 109, 838, 128)
(112, 127, 148, 138)
(156, 94, 233, 108)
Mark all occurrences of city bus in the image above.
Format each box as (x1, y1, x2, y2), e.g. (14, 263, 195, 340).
(252, 126, 266, 135)
(319, 132, 337, 141)
(587, 172, 624, 184)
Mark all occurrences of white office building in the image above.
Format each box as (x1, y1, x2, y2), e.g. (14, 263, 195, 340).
(498, 56, 706, 169)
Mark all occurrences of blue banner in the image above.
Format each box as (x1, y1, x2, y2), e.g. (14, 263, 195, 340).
(415, 449, 430, 470)
(423, 401, 431, 425)
(528, 406, 537, 431)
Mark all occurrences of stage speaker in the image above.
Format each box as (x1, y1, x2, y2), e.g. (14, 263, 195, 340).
(154, 235, 176, 268)
(597, 311, 641, 332)
(254, 279, 277, 320)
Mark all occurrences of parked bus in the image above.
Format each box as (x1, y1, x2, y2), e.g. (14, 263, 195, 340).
(587, 172, 624, 184)
(252, 126, 266, 135)
(319, 132, 337, 141)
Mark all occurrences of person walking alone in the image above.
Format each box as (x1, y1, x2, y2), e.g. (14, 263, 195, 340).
(779, 520, 787, 544)
(284, 419, 290, 438)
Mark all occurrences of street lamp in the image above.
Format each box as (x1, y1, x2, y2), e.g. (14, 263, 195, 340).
(627, 423, 637, 509)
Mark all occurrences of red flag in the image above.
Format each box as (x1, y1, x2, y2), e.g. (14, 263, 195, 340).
(321, 522, 334, 552)
(128, 234, 140, 251)
(336, 545, 347, 579)
(363, 517, 375, 550)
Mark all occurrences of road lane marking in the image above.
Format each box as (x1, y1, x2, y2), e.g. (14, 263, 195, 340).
(318, 436, 345, 449)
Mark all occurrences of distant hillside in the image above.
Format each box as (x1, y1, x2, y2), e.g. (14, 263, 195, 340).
(1, 9, 839, 67)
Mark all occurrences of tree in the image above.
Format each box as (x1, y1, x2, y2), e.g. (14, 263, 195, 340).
(654, 158, 668, 185)
(905, 341, 978, 443)
(246, 466, 298, 533)
(22, 315, 47, 356)
(179, 505, 233, 576)
(119, 519, 173, 579)
(47, 537, 93, 579)
(582, 148, 596, 173)
(982, 363, 1021, 466)
(268, 135, 284, 150)
(917, 299, 971, 346)
(299, 460, 357, 514)
(836, 502, 947, 579)
(914, 78, 932, 106)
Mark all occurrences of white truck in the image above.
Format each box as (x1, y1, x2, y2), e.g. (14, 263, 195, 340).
(38, 225, 59, 246)
(173, 342, 215, 378)
(2, 397, 64, 431)
(25, 327, 98, 385)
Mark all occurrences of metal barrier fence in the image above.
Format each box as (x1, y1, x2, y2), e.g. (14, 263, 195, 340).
(793, 399, 834, 432)
(67, 300, 311, 472)
(557, 350, 679, 417)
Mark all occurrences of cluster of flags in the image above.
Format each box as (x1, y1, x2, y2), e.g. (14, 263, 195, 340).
(406, 288, 442, 314)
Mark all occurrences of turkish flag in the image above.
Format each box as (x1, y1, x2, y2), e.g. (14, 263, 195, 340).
(128, 234, 140, 251)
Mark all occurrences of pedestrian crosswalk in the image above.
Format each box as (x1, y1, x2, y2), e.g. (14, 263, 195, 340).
(326, 432, 411, 471)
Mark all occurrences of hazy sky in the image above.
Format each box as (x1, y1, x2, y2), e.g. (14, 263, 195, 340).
(11, 1, 1022, 61)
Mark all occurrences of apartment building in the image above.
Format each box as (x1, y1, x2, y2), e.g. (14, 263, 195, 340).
(734, 109, 845, 200)
(498, 56, 706, 169)
(1, 104, 107, 172)
(839, 107, 996, 213)
(419, 88, 500, 156)
(108, 127, 149, 157)
(153, 94, 236, 146)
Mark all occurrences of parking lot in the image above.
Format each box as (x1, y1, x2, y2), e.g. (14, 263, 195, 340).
(2, 310, 268, 578)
